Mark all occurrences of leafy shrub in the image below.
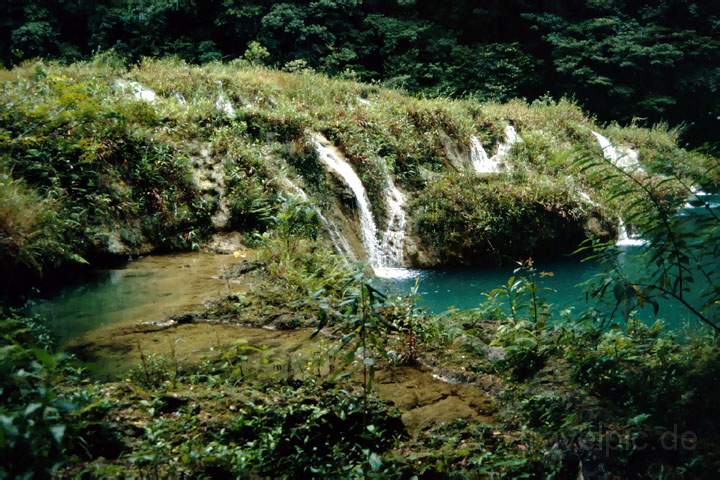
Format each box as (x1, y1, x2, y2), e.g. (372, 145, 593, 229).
(214, 383, 404, 477)
(0, 171, 74, 281)
(0, 314, 81, 478)
(413, 173, 593, 265)
(492, 319, 550, 380)
(564, 322, 720, 435)
(128, 353, 174, 389)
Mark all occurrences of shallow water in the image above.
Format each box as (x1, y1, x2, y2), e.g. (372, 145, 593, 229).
(29, 195, 718, 343)
(383, 197, 719, 332)
(28, 252, 240, 344)
(382, 249, 714, 331)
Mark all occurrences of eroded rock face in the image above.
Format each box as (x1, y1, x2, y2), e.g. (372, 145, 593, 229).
(403, 234, 439, 268)
(440, 132, 471, 172)
(95, 230, 154, 259)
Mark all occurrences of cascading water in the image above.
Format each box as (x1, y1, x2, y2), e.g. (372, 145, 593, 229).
(376, 174, 415, 278)
(494, 125, 522, 163)
(591, 131, 641, 171)
(215, 93, 236, 117)
(469, 137, 499, 174)
(115, 80, 157, 102)
(469, 125, 522, 174)
(683, 186, 715, 210)
(312, 134, 416, 278)
(312, 134, 381, 266)
(617, 219, 646, 247)
(215, 81, 236, 117)
(592, 132, 647, 246)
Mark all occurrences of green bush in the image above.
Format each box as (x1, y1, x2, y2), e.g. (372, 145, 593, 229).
(0, 315, 82, 478)
(413, 173, 594, 265)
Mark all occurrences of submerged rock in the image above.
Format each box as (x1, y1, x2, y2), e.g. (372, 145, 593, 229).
(219, 260, 263, 278)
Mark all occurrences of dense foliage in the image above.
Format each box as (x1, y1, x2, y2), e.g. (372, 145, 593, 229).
(1, 49, 719, 479)
(413, 174, 595, 265)
(4, 247, 720, 478)
(3, 58, 707, 293)
(2, 1, 719, 145)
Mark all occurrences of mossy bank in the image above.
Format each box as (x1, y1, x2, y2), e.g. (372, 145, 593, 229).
(2, 57, 712, 294)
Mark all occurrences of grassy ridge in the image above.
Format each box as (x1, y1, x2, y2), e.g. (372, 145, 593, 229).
(0, 57, 710, 290)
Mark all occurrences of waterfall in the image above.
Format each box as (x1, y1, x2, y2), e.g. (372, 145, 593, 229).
(375, 174, 413, 278)
(683, 186, 710, 209)
(317, 210, 357, 261)
(469, 137, 499, 173)
(280, 177, 356, 261)
(691, 186, 708, 196)
(312, 133, 416, 278)
(617, 219, 646, 247)
(469, 125, 522, 174)
(494, 125, 522, 163)
(115, 80, 157, 102)
(312, 134, 380, 266)
(215, 93, 236, 117)
(591, 131, 641, 171)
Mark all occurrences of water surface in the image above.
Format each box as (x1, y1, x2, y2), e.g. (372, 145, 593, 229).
(29, 252, 238, 344)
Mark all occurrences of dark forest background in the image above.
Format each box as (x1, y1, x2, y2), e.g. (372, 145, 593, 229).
(2, 0, 719, 146)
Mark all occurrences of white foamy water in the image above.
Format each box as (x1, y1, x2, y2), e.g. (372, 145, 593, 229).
(469, 125, 522, 174)
(592, 131, 642, 171)
(469, 137, 500, 173)
(215, 93, 236, 117)
(683, 186, 711, 209)
(494, 125, 522, 163)
(378, 174, 408, 267)
(312, 134, 417, 279)
(617, 219, 647, 247)
(374, 266, 420, 280)
(115, 79, 157, 102)
(313, 134, 380, 266)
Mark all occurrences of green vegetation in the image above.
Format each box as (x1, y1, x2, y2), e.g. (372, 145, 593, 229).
(1, 57, 706, 293)
(1, 43, 719, 479)
(4, 242, 720, 477)
(2, 1, 719, 146)
(413, 174, 598, 265)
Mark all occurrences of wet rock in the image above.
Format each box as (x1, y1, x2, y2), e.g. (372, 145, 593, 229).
(404, 234, 439, 268)
(269, 312, 301, 330)
(169, 312, 198, 324)
(136, 313, 198, 331)
(220, 260, 263, 278)
(401, 396, 478, 432)
(430, 369, 477, 385)
(106, 231, 130, 255)
(440, 132, 472, 172)
(374, 366, 495, 435)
